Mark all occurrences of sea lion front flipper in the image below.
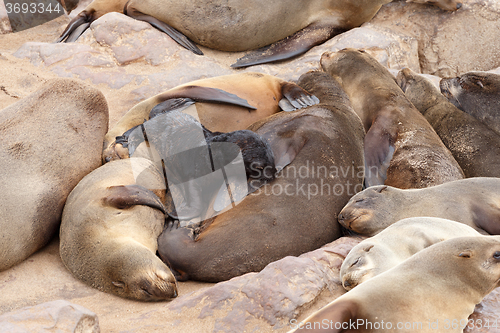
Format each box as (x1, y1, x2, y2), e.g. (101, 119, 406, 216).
(363, 122, 396, 188)
(56, 10, 93, 43)
(294, 300, 359, 333)
(231, 22, 346, 68)
(279, 82, 320, 111)
(149, 98, 195, 119)
(271, 135, 307, 172)
(103, 185, 167, 214)
(125, 5, 203, 55)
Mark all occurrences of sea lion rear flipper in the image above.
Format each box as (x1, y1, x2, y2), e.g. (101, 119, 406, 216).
(294, 299, 359, 332)
(56, 10, 93, 43)
(364, 123, 396, 188)
(125, 5, 203, 55)
(103, 185, 166, 214)
(231, 22, 346, 68)
(279, 82, 320, 111)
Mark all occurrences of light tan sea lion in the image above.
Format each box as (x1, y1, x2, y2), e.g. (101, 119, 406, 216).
(103, 72, 319, 162)
(290, 235, 500, 333)
(321, 48, 464, 188)
(338, 178, 500, 236)
(156, 71, 365, 282)
(0, 78, 108, 271)
(340, 217, 481, 290)
(57, 0, 462, 67)
(60, 157, 178, 301)
(397, 68, 500, 178)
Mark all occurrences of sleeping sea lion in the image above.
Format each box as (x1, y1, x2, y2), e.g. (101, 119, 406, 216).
(397, 68, 500, 178)
(340, 217, 481, 290)
(60, 157, 178, 301)
(440, 72, 500, 136)
(156, 71, 365, 282)
(0, 78, 108, 271)
(290, 236, 500, 333)
(320, 48, 464, 188)
(337, 178, 500, 236)
(103, 72, 319, 162)
(56, 0, 462, 67)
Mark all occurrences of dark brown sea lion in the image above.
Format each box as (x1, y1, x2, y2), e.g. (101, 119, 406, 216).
(60, 158, 178, 301)
(397, 68, 500, 178)
(157, 71, 365, 282)
(440, 72, 500, 136)
(290, 236, 500, 333)
(0, 78, 108, 271)
(337, 178, 500, 236)
(103, 72, 319, 162)
(320, 48, 464, 188)
(56, 0, 462, 67)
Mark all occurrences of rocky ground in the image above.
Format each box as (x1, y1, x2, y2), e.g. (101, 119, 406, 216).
(1, 0, 500, 332)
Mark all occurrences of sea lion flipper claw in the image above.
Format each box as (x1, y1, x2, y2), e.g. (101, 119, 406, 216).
(231, 22, 345, 68)
(125, 6, 203, 55)
(279, 82, 320, 111)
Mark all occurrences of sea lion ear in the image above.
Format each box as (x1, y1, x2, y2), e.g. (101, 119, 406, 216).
(298, 299, 359, 333)
(272, 136, 307, 171)
(103, 185, 167, 214)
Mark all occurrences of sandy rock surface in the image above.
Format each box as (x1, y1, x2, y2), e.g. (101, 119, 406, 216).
(1, 0, 500, 332)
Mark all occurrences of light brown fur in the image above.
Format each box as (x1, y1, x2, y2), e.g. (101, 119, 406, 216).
(291, 236, 500, 333)
(60, 157, 178, 301)
(0, 79, 108, 271)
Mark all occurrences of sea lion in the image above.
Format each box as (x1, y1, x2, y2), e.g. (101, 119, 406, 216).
(60, 157, 178, 301)
(320, 48, 464, 188)
(337, 177, 500, 236)
(123, 108, 276, 221)
(57, 0, 462, 67)
(0, 78, 108, 272)
(340, 217, 481, 290)
(103, 72, 319, 162)
(157, 71, 365, 282)
(397, 68, 500, 178)
(290, 235, 500, 333)
(440, 72, 500, 136)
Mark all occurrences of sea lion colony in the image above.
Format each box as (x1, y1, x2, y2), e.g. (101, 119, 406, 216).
(2, 0, 500, 331)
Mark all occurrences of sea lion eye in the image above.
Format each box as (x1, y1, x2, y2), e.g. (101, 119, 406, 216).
(351, 257, 361, 267)
(493, 251, 500, 260)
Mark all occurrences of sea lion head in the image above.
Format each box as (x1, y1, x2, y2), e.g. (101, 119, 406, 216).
(407, 0, 462, 11)
(211, 130, 277, 184)
(338, 185, 397, 236)
(397, 68, 442, 112)
(440, 72, 500, 112)
(340, 243, 378, 290)
(424, 236, 500, 295)
(106, 245, 178, 301)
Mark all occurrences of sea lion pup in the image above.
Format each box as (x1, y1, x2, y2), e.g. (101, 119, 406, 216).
(440, 72, 500, 136)
(397, 68, 500, 178)
(157, 71, 365, 282)
(60, 157, 178, 301)
(337, 177, 500, 236)
(0, 78, 108, 272)
(56, 0, 462, 67)
(289, 235, 500, 333)
(103, 72, 319, 162)
(340, 217, 481, 291)
(320, 48, 464, 188)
